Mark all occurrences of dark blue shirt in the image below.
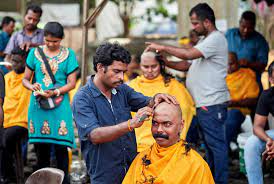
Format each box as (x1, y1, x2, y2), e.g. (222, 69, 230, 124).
(72, 78, 150, 184)
(0, 31, 10, 74)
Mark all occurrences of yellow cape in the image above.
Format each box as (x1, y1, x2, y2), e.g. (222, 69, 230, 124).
(3, 71, 31, 129)
(129, 75, 196, 152)
(226, 68, 259, 115)
(123, 140, 214, 184)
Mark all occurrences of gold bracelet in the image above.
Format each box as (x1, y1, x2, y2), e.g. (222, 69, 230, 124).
(127, 119, 133, 131)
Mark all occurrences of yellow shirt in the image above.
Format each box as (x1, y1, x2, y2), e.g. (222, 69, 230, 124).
(123, 140, 214, 184)
(69, 79, 81, 104)
(226, 68, 259, 115)
(3, 71, 31, 129)
(129, 75, 196, 152)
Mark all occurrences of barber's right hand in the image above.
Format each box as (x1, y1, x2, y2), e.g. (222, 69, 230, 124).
(129, 107, 153, 129)
(31, 83, 42, 92)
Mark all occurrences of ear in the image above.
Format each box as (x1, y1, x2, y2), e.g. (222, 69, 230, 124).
(180, 119, 185, 130)
(97, 63, 105, 73)
(269, 75, 274, 84)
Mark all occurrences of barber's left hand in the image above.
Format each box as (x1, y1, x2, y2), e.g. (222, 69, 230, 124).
(150, 93, 178, 108)
(145, 42, 165, 53)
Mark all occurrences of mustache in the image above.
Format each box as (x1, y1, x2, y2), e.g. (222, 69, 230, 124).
(114, 80, 123, 84)
(153, 133, 169, 140)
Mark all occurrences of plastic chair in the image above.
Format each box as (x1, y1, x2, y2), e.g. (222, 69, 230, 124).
(25, 168, 64, 184)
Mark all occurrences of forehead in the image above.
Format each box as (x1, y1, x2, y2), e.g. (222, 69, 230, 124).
(190, 13, 200, 22)
(109, 60, 128, 69)
(25, 10, 40, 18)
(11, 54, 24, 62)
(141, 56, 158, 66)
(240, 19, 254, 27)
(45, 35, 62, 41)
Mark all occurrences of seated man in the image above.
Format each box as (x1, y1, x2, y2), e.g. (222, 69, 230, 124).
(244, 61, 274, 184)
(123, 102, 214, 184)
(1, 47, 31, 183)
(225, 52, 259, 145)
(129, 51, 195, 152)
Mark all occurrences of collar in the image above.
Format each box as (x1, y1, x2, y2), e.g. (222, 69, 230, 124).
(87, 76, 118, 97)
(19, 28, 43, 37)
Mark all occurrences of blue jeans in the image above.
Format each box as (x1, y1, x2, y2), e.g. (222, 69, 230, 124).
(225, 109, 246, 146)
(244, 129, 274, 184)
(197, 103, 228, 184)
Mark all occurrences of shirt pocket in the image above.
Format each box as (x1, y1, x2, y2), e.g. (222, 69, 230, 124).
(116, 106, 132, 122)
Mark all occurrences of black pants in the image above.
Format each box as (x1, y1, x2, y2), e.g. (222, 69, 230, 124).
(35, 143, 69, 184)
(0, 126, 28, 182)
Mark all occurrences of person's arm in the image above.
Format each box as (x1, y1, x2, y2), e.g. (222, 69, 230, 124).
(238, 59, 266, 73)
(228, 98, 258, 108)
(22, 67, 41, 92)
(254, 114, 274, 160)
(0, 98, 3, 127)
(89, 106, 153, 144)
(159, 55, 191, 71)
(145, 42, 203, 60)
(253, 114, 269, 142)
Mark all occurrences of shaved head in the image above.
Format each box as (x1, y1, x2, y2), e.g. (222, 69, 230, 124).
(154, 102, 182, 121)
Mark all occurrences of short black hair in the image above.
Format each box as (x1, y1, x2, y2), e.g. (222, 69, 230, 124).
(26, 4, 43, 17)
(241, 11, 256, 26)
(189, 3, 215, 24)
(11, 46, 29, 58)
(44, 22, 64, 39)
(93, 42, 131, 72)
(1, 16, 15, 29)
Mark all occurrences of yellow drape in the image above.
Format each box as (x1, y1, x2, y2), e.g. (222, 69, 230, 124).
(123, 140, 214, 184)
(69, 79, 81, 103)
(129, 75, 196, 152)
(226, 68, 259, 115)
(3, 71, 31, 129)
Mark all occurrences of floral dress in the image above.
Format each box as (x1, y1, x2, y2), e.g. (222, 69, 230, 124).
(26, 46, 78, 148)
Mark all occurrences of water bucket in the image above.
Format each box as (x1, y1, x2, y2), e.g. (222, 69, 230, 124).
(237, 132, 253, 174)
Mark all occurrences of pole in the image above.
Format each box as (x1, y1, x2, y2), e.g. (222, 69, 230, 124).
(81, 0, 89, 86)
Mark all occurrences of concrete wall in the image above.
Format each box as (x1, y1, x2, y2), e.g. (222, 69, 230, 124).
(62, 27, 96, 52)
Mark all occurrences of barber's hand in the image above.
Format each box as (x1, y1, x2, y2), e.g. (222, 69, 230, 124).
(129, 107, 153, 129)
(20, 42, 32, 51)
(145, 42, 165, 53)
(149, 93, 178, 109)
(238, 59, 248, 67)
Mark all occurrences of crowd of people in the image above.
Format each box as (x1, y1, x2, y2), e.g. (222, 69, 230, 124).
(0, 2, 273, 184)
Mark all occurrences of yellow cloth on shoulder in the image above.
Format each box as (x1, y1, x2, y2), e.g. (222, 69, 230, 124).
(129, 75, 196, 152)
(3, 71, 31, 129)
(226, 68, 259, 115)
(69, 79, 81, 104)
(123, 140, 214, 184)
